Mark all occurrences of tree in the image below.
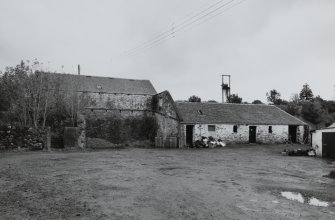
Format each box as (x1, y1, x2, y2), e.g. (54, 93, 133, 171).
(301, 101, 325, 125)
(227, 94, 242, 104)
(266, 89, 282, 105)
(0, 60, 59, 128)
(299, 83, 314, 101)
(286, 102, 301, 116)
(0, 72, 11, 111)
(188, 95, 201, 102)
(252, 100, 263, 104)
(290, 93, 300, 104)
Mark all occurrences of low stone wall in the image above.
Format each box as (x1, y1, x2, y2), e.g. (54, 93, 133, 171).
(0, 126, 50, 150)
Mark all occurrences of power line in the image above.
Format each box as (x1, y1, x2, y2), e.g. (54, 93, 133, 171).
(122, 0, 230, 56)
(121, 0, 243, 58)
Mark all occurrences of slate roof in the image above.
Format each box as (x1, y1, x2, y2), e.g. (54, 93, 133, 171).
(45, 73, 157, 95)
(176, 102, 306, 125)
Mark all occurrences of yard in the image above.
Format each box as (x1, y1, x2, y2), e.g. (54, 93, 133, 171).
(0, 145, 334, 219)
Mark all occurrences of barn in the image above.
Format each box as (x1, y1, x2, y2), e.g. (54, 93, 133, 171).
(311, 123, 335, 158)
(43, 72, 310, 149)
(175, 102, 307, 146)
(44, 73, 160, 147)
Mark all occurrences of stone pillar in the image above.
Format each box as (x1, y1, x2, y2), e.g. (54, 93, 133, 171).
(45, 126, 51, 151)
(77, 113, 86, 149)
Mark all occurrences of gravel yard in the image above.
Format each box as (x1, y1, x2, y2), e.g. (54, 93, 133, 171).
(0, 144, 334, 219)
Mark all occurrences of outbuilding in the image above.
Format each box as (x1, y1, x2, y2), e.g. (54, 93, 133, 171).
(175, 102, 307, 146)
(311, 123, 335, 158)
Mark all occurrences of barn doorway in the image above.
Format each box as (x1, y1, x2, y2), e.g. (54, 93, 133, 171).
(186, 125, 194, 146)
(249, 126, 256, 143)
(288, 125, 297, 143)
(322, 132, 335, 158)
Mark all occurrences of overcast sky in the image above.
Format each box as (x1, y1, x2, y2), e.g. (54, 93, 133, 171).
(0, 0, 334, 102)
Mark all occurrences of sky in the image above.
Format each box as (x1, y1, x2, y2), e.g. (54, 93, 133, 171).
(0, 0, 334, 103)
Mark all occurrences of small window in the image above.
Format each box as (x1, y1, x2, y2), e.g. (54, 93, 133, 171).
(208, 125, 215, 132)
(269, 126, 272, 133)
(233, 125, 238, 133)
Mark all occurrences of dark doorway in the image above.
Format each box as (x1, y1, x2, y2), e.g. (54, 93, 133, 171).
(322, 132, 335, 158)
(186, 125, 194, 145)
(288, 125, 297, 143)
(249, 126, 256, 143)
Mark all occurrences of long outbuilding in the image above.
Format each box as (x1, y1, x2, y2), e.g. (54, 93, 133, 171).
(175, 102, 308, 146)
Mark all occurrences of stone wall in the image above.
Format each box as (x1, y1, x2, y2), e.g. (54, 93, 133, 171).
(180, 124, 303, 146)
(77, 92, 157, 146)
(152, 91, 180, 147)
(84, 109, 157, 144)
(0, 125, 50, 150)
(297, 125, 305, 144)
(79, 92, 152, 111)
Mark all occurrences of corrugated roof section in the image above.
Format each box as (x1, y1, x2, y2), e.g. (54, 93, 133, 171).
(45, 73, 157, 95)
(176, 102, 306, 125)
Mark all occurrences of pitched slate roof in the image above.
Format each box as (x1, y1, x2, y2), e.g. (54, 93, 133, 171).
(176, 102, 306, 125)
(45, 73, 157, 95)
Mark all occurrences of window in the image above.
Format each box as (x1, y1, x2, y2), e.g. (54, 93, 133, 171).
(233, 125, 238, 133)
(208, 125, 215, 132)
(268, 126, 273, 133)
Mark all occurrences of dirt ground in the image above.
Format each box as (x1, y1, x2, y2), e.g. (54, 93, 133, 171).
(0, 144, 335, 220)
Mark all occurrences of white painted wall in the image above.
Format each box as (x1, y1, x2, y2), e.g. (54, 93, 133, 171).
(311, 127, 335, 156)
(186, 124, 303, 145)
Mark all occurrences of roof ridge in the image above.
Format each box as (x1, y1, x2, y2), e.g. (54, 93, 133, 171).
(47, 72, 151, 81)
(176, 102, 271, 106)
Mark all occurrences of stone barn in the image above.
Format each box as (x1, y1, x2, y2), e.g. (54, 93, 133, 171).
(175, 102, 307, 146)
(311, 123, 335, 158)
(45, 73, 179, 148)
(44, 72, 309, 149)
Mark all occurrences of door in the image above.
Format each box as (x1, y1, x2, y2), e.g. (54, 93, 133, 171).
(288, 125, 297, 143)
(249, 126, 256, 143)
(322, 132, 335, 158)
(186, 125, 194, 145)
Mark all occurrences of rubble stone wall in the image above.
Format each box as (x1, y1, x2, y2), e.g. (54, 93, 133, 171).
(180, 124, 303, 146)
(78, 93, 156, 147)
(152, 91, 180, 148)
(80, 92, 152, 111)
(0, 126, 50, 150)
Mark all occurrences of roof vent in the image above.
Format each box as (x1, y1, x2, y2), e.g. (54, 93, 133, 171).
(198, 110, 203, 115)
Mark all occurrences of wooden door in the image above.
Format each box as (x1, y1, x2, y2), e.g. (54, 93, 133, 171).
(322, 132, 335, 158)
(186, 125, 194, 145)
(249, 126, 256, 143)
